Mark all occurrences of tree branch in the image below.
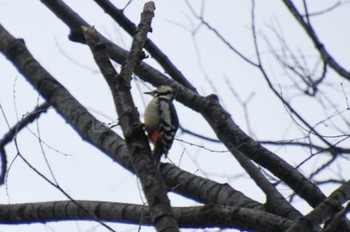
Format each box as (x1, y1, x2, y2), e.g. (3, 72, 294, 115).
(286, 181, 350, 232)
(0, 201, 294, 231)
(92, 0, 197, 92)
(229, 145, 301, 219)
(0, 24, 263, 216)
(38, 0, 327, 209)
(282, 0, 350, 81)
(0, 102, 50, 185)
(81, 2, 179, 231)
(0, 102, 50, 149)
(0, 23, 131, 170)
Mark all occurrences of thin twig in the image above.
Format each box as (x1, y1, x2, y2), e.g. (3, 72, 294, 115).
(0, 102, 50, 148)
(282, 0, 350, 80)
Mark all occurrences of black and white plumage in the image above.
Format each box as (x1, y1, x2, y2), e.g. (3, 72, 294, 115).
(144, 86, 179, 167)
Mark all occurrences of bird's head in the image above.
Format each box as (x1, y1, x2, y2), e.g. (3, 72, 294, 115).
(144, 86, 175, 100)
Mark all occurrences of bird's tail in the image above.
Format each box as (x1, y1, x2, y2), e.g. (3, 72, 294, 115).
(152, 142, 163, 168)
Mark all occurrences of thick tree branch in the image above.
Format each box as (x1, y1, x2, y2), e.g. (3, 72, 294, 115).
(104, 9, 326, 211)
(229, 146, 301, 219)
(82, 2, 178, 231)
(0, 23, 131, 170)
(0, 23, 263, 216)
(323, 201, 350, 232)
(286, 181, 350, 232)
(0, 201, 294, 231)
(161, 163, 263, 209)
(38, 0, 326, 209)
(92, 0, 197, 92)
(1, 1, 349, 231)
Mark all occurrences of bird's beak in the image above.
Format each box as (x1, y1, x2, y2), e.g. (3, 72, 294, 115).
(144, 91, 153, 95)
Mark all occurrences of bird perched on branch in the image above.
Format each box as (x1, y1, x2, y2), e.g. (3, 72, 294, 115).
(144, 86, 179, 167)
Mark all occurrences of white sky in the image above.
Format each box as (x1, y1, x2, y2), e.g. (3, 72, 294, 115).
(1, 0, 350, 231)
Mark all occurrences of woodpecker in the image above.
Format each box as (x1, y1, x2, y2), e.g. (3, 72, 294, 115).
(144, 86, 179, 167)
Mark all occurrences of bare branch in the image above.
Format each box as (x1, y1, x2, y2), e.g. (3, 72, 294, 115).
(82, 3, 179, 231)
(0, 23, 132, 171)
(0, 200, 294, 231)
(303, 0, 350, 17)
(286, 180, 350, 231)
(93, 0, 197, 92)
(39, 0, 328, 209)
(259, 140, 350, 155)
(0, 24, 266, 218)
(184, 0, 259, 67)
(0, 102, 50, 148)
(282, 0, 350, 81)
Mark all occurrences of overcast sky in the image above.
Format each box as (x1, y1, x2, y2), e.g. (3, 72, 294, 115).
(1, 0, 350, 231)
